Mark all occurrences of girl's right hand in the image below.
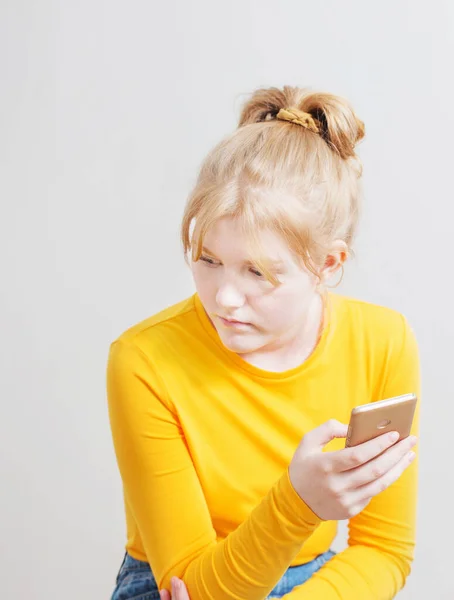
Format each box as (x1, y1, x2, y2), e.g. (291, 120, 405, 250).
(289, 419, 417, 521)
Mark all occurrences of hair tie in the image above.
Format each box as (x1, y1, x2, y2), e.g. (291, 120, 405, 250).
(276, 107, 319, 134)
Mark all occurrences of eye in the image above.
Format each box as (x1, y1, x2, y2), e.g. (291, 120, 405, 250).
(250, 267, 264, 278)
(199, 255, 218, 266)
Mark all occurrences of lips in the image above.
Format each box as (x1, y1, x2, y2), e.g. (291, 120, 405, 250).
(218, 316, 251, 327)
(222, 317, 246, 324)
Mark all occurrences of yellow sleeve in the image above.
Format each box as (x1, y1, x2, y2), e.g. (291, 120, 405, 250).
(281, 315, 421, 599)
(106, 339, 322, 599)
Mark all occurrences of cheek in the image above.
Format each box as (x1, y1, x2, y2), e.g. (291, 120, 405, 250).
(256, 278, 317, 328)
(191, 264, 208, 289)
(191, 264, 218, 305)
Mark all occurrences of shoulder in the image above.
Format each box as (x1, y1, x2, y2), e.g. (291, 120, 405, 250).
(109, 293, 201, 358)
(114, 294, 196, 341)
(331, 294, 419, 399)
(332, 293, 417, 355)
(106, 294, 201, 404)
(334, 292, 403, 325)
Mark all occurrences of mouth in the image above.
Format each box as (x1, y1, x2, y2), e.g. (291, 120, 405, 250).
(217, 316, 252, 328)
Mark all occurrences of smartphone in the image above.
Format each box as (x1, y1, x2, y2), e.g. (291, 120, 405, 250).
(345, 393, 417, 448)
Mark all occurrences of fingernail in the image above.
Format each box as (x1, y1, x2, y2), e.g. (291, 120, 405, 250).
(389, 432, 399, 442)
(409, 435, 418, 445)
(408, 451, 416, 462)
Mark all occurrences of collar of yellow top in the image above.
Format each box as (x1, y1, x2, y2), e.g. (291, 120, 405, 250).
(192, 290, 338, 380)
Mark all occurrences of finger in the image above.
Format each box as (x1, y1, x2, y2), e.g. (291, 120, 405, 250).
(331, 431, 408, 472)
(172, 577, 191, 600)
(171, 577, 178, 598)
(160, 590, 171, 600)
(344, 435, 418, 489)
(304, 419, 349, 450)
(350, 446, 417, 503)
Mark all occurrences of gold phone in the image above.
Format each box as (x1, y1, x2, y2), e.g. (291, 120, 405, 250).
(345, 393, 417, 448)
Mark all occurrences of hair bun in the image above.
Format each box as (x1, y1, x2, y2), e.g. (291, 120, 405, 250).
(238, 85, 365, 160)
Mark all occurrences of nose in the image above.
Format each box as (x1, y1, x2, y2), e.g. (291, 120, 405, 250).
(216, 278, 246, 311)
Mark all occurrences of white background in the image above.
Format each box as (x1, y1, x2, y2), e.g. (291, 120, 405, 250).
(1, 1, 453, 598)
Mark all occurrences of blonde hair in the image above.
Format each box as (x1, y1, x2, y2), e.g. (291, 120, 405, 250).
(181, 85, 365, 285)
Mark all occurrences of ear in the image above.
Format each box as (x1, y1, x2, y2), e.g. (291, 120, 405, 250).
(320, 240, 348, 283)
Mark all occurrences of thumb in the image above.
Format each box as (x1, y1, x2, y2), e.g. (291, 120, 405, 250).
(304, 419, 348, 450)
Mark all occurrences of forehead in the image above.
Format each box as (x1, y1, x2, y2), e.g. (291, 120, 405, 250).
(202, 218, 293, 264)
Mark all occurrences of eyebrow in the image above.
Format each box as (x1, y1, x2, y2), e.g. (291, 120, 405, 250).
(201, 246, 285, 268)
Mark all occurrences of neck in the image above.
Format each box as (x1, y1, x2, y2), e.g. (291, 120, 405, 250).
(240, 292, 325, 372)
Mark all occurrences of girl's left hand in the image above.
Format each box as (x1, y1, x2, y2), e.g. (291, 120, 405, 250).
(160, 576, 190, 600)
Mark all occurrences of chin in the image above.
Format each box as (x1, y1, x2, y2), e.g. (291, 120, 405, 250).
(217, 330, 264, 354)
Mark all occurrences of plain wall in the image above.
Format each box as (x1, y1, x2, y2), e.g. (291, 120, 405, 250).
(1, 1, 453, 598)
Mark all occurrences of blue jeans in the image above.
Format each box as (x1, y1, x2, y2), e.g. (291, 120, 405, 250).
(111, 550, 336, 599)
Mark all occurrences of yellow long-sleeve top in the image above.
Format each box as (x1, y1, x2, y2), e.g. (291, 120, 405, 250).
(107, 291, 420, 599)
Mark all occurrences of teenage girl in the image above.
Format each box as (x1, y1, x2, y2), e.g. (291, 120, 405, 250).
(107, 85, 419, 600)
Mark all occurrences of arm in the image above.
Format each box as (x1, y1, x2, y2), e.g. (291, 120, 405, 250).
(107, 339, 322, 600)
(280, 315, 421, 599)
